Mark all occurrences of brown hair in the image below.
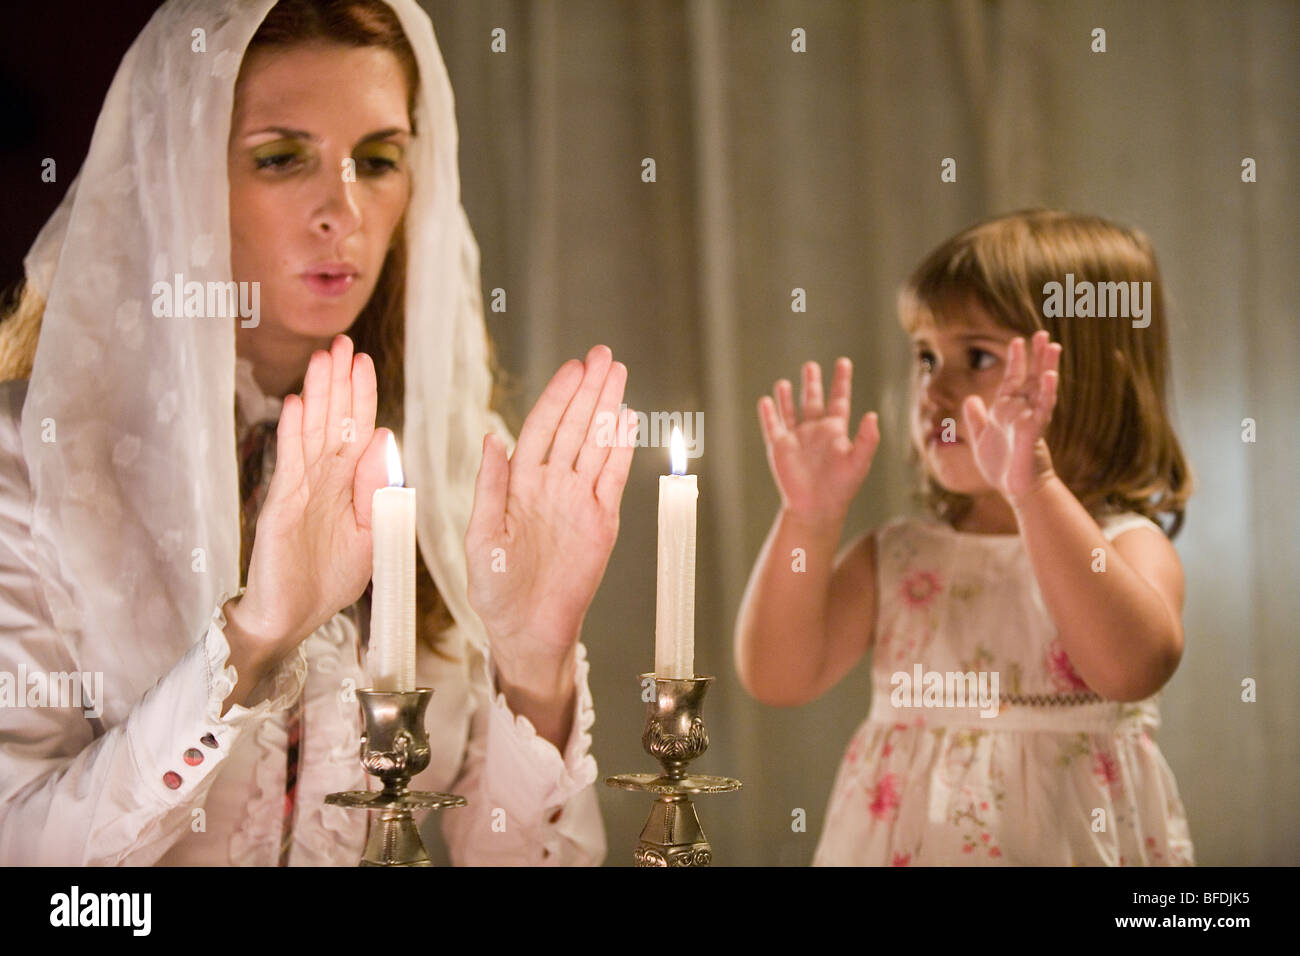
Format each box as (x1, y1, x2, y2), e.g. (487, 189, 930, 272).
(897, 209, 1193, 539)
(0, 0, 519, 656)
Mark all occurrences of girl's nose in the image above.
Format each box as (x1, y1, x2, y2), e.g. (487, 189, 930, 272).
(311, 167, 362, 238)
(921, 367, 959, 411)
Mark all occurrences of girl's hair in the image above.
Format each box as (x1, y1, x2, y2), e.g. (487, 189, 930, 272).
(0, 0, 519, 656)
(897, 208, 1193, 539)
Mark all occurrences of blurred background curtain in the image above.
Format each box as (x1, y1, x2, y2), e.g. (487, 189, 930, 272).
(426, 0, 1298, 866)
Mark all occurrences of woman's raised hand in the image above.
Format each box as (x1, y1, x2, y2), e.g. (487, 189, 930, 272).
(757, 358, 880, 524)
(961, 331, 1061, 505)
(233, 334, 391, 664)
(464, 345, 637, 667)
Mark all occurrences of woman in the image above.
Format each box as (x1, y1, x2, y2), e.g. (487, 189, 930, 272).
(0, 0, 635, 865)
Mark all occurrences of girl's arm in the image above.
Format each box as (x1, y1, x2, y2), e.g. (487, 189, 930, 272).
(735, 511, 876, 707)
(962, 332, 1184, 703)
(736, 358, 881, 707)
(1010, 476, 1184, 701)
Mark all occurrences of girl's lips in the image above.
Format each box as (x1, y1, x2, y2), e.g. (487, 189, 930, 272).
(302, 273, 355, 297)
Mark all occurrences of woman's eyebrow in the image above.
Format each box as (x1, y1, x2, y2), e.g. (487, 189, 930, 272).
(357, 127, 410, 143)
(244, 125, 316, 141)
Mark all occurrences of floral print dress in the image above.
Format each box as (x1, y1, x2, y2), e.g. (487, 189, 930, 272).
(812, 512, 1195, 866)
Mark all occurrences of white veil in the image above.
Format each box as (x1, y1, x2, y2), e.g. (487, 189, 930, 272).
(18, 0, 512, 724)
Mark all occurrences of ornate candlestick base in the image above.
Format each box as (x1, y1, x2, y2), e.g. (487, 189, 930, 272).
(325, 688, 466, 866)
(606, 675, 741, 866)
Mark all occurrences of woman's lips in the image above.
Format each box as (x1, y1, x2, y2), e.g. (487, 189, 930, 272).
(302, 273, 355, 297)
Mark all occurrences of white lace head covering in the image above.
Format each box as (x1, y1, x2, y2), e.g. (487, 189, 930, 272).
(19, 0, 511, 723)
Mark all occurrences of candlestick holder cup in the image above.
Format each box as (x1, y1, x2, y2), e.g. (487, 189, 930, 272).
(325, 688, 466, 866)
(606, 674, 741, 866)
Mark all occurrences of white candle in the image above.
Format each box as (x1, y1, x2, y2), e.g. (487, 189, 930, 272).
(655, 425, 697, 679)
(369, 433, 416, 691)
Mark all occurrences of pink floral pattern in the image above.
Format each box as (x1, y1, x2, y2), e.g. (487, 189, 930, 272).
(867, 773, 901, 820)
(810, 515, 1195, 867)
(899, 569, 942, 608)
(1045, 638, 1091, 692)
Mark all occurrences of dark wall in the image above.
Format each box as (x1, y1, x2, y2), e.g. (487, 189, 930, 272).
(0, 2, 165, 293)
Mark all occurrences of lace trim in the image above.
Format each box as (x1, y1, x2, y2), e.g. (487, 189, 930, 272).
(205, 588, 308, 725)
(490, 642, 599, 799)
(292, 615, 367, 865)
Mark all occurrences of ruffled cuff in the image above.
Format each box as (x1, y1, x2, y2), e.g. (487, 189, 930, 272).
(482, 643, 598, 828)
(125, 590, 307, 808)
(202, 588, 308, 725)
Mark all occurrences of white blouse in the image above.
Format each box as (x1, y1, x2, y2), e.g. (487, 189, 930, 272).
(0, 368, 606, 866)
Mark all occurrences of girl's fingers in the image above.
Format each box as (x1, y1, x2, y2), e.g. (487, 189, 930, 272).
(1036, 370, 1059, 430)
(850, 411, 880, 476)
(775, 379, 797, 430)
(801, 361, 825, 419)
(962, 394, 989, 443)
(758, 396, 784, 444)
(323, 335, 353, 457)
(827, 357, 852, 419)
(1000, 336, 1028, 400)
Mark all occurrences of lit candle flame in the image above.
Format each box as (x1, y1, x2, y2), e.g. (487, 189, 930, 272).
(385, 432, 405, 487)
(670, 425, 686, 476)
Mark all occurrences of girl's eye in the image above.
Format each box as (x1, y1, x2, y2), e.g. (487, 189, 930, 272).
(915, 349, 936, 373)
(970, 348, 996, 371)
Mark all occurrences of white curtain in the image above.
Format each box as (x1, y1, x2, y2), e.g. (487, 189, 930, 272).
(425, 0, 1298, 865)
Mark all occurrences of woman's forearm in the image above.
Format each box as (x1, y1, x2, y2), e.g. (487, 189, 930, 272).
(491, 641, 578, 750)
(1010, 475, 1181, 701)
(735, 508, 843, 706)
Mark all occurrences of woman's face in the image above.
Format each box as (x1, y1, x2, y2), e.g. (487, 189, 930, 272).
(909, 299, 1018, 495)
(229, 42, 411, 342)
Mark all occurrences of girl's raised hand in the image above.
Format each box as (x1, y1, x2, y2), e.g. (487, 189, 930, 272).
(757, 358, 880, 524)
(961, 331, 1062, 505)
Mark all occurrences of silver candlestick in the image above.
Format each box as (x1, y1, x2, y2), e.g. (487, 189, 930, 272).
(325, 688, 465, 866)
(606, 674, 742, 866)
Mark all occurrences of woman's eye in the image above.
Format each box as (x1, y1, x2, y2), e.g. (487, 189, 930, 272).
(254, 153, 300, 170)
(357, 156, 399, 175)
(355, 144, 403, 176)
(251, 140, 306, 172)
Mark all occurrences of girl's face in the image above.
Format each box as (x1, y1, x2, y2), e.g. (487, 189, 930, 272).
(228, 42, 411, 342)
(909, 299, 1020, 495)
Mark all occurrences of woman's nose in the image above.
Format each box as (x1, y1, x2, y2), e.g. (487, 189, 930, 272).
(311, 167, 362, 238)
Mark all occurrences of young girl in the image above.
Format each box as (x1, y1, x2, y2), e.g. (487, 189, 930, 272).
(736, 209, 1196, 865)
